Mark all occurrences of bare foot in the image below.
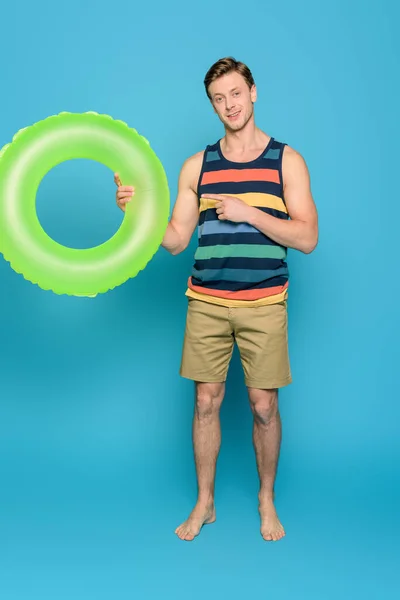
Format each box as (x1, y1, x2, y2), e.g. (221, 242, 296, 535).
(175, 502, 216, 541)
(259, 497, 285, 541)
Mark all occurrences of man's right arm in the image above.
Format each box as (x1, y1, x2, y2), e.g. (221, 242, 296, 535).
(161, 152, 202, 255)
(115, 152, 202, 256)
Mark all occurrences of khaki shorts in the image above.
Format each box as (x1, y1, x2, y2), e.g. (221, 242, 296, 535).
(180, 298, 292, 389)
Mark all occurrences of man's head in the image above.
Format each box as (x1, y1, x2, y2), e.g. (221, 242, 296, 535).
(204, 57, 257, 132)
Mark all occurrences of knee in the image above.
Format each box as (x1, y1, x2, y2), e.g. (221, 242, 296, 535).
(249, 388, 278, 425)
(195, 383, 225, 419)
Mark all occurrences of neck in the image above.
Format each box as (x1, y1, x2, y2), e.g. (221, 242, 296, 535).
(222, 116, 268, 153)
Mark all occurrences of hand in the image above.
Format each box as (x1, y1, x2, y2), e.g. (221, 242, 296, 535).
(114, 173, 135, 212)
(201, 193, 254, 223)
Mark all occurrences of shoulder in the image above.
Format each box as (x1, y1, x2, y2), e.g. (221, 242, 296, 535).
(179, 140, 219, 189)
(180, 150, 205, 177)
(281, 144, 307, 167)
(181, 139, 220, 170)
(178, 150, 205, 191)
(281, 145, 310, 184)
(183, 150, 205, 169)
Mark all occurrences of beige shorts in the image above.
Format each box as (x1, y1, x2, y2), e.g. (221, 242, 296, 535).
(180, 298, 292, 389)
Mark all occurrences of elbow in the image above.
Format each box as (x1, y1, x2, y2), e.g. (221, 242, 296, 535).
(302, 231, 319, 254)
(302, 242, 317, 254)
(166, 220, 190, 255)
(170, 240, 189, 256)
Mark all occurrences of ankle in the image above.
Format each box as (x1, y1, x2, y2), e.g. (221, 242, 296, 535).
(258, 490, 274, 504)
(197, 493, 214, 507)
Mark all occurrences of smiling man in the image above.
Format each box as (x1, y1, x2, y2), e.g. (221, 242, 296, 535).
(115, 57, 318, 542)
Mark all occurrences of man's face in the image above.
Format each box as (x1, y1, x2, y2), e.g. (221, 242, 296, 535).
(208, 71, 256, 132)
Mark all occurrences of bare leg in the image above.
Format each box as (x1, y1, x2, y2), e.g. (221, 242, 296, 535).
(248, 387, 286, 542)
(175, 382, 225, 541)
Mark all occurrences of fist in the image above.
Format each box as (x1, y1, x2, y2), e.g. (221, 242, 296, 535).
(114, 173, 135, 212)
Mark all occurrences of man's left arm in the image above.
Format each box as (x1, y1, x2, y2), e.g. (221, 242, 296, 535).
(247, 147, 318, 254)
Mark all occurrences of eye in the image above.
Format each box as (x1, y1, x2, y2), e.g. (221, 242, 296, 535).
(233, 92, 240, 97)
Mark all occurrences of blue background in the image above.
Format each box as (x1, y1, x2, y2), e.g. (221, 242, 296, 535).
(0, 0, 399, 598)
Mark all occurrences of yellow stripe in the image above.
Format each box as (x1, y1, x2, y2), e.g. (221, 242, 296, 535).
(185, 287, 288, 307)
(199, 192, 287, 214)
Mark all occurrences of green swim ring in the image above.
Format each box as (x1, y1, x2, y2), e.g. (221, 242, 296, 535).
(0, 112, 170, 297)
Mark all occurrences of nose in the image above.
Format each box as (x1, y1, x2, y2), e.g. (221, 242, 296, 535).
(225, 97, 236, 112)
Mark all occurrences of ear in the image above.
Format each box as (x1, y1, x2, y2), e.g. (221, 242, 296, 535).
(250, 84, 257, 104)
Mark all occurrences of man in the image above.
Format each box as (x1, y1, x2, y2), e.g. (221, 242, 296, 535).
(115, 57, 318, 542)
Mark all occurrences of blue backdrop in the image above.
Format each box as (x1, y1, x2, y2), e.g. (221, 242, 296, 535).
(1, 1, 399, 598)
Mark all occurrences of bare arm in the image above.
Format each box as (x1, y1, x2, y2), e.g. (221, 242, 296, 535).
(247, 147, 319, 253)
(161, 153, 202, 255)
(115, 152, 202, 255)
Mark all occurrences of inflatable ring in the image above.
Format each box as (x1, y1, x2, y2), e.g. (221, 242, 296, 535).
(0, 112, 170, 297)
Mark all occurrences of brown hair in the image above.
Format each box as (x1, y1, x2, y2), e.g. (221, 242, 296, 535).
(204, 57, 255, 99)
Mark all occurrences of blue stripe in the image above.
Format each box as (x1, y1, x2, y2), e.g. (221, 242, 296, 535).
(192, 266, 288, 283)
(203, 140, 283, 168)
(263, 148, 280, 160)
(199, 220, 258, 237)
(206, 150, 220, 162)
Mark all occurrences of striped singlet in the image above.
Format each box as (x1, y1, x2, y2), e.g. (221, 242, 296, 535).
(185, 136, 290, 308)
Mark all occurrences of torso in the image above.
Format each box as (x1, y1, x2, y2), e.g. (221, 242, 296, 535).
(185, 134, 290, 306)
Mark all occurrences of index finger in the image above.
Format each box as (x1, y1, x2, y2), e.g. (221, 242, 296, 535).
(201, 194, 228, 202)
(114, 173, 122, 187)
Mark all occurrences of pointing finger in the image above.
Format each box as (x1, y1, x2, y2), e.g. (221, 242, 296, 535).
(201, 193, 228, 200)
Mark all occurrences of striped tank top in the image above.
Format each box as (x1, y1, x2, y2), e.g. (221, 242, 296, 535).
(186, 136, 289, 307)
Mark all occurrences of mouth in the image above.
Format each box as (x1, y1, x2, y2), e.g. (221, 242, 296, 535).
(227, 110, 241, 120)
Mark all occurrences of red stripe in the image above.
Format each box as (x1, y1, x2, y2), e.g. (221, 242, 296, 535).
(201, 168, 280, 185)
(188, 278, 288, 301)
